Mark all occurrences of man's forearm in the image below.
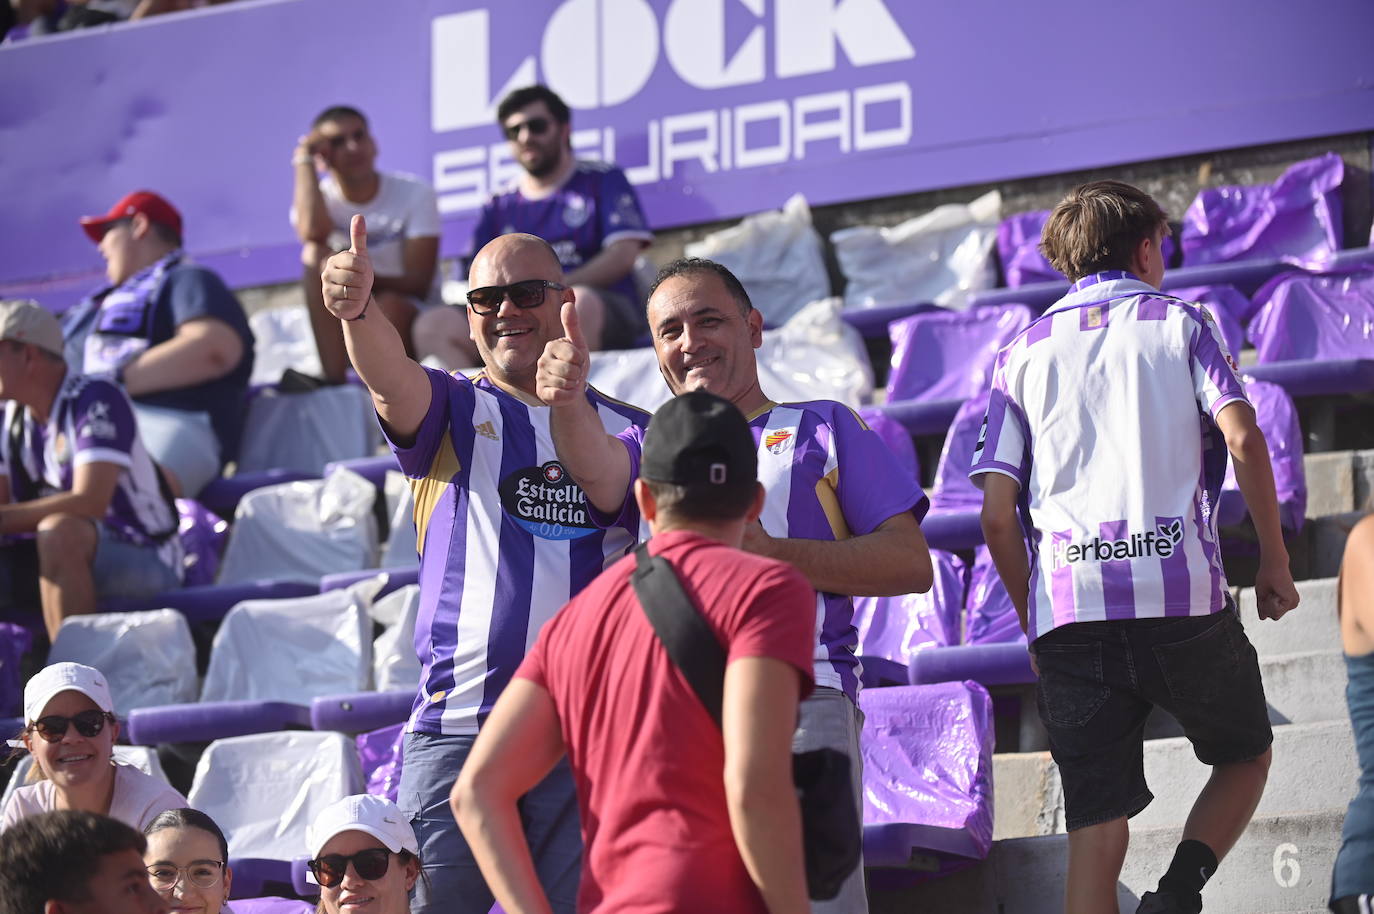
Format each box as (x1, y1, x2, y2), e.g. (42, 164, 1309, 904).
(548, 400, 631, 516)
(744, 518, 930, 596)
(121, 324, 241, 397)
(1231, 431, 1288, 555)
(291, 164, 333, 243)
(564, 240, 641, 289)
(728, 779, 810, 914)
(341, 301, 430, 438)
(452, 797, 555, 914)
(1, 490, 107, 536)
(982, 513, 1031, 631)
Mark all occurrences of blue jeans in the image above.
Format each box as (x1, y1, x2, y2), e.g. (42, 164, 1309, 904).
(397, 730, 581, 914)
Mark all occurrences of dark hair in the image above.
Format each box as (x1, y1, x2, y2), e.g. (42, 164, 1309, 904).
(1039, 180, 1169, 281)
(647, 258, 753, 317)
(144, 808, 229, 862)
(0, 810, 146, 914)
(312, 105, 369, 130)
(496, 85, 571, 126)
(148, 219, 182, 249)
(643, 477, 756, 524)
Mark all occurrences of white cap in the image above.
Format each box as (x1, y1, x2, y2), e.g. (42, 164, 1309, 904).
(308, 794, 418, 860)
(24, 662, 114, 724)
(0, 299, 64, 359)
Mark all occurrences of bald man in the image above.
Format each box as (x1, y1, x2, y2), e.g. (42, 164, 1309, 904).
(320, 223, 649, 914)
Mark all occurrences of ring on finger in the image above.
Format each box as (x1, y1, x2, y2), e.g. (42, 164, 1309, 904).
(338, 283, 349, 300)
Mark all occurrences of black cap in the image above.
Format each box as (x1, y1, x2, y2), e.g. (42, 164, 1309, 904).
(641, 391, 757, 488)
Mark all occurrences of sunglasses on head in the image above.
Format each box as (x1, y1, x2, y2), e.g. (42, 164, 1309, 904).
(29, 710, 115, 742)
(309, 847, 396, 888)
(465, 279, 565, 315)
(503, 116, 552, 141)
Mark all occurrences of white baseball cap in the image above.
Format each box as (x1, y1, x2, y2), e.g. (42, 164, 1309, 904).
(24, 662, 115, 725)
(308, 794, 419, 860)
(0, 299, 64, 359)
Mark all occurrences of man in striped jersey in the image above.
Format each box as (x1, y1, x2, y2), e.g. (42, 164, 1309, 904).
(535, 257, 933, 913)
(319, 220, 648, 914)
(970, 181, 1300, 914)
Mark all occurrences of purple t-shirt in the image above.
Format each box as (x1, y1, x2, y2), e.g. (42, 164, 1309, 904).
(607, 400, 928, 701)
(385, 367, 649, 735)
(472, 160, 652, 303)
(0, 372, 180, 556)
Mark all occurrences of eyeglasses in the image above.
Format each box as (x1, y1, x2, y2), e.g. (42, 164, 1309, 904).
(465, 279, 565, 315)
(308, 848, 395, 888)
(503, 116, 552, 141)
(29, 710, 115, 742)
(326, 127, 369, 150)
(146, 861, 225, 891)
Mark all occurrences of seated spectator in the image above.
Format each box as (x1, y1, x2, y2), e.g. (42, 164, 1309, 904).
(142, 809, 232, 914)
(307, 794, 425, 914)
(292, 105, 441, 382)
(63, 190, 254, 498)
(414, 84, 653, 369)
(2, 663, 186, 833)
(0, 809, 169, 914)
(0, 300, 183, 638)
(453, 392, 815, 913)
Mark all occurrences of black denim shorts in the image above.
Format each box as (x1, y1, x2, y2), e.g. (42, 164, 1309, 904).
(1031, 602, 1272, 831)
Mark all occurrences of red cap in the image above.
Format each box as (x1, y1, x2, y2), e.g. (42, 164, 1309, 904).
(79, 190, 183, 243)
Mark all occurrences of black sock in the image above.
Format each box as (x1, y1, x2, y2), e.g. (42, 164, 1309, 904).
(1158, 839, 1218, 897)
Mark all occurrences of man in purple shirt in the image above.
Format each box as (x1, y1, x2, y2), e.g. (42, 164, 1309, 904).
(416, 85, 653, 370)
(0, 299, 181, 640)
(536, 256, 933, 913)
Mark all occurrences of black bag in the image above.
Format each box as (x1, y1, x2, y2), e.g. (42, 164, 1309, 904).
(630, 544, 861, 901)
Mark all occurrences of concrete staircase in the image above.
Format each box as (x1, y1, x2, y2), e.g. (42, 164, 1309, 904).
(870, 574, 1358, 913)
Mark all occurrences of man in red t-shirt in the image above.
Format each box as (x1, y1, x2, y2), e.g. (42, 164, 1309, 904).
(453, 391, 816, 914)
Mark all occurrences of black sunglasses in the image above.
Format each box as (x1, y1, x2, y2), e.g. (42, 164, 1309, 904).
(503, 116, 552, 141)
(30, 710, 115, 742)
(309, 847, 395, 888)
(466, 279, 565, 315)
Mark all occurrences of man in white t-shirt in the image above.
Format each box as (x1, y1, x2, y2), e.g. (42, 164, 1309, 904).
(291, 105, 442, 383)
(972, 181, 1300, 914)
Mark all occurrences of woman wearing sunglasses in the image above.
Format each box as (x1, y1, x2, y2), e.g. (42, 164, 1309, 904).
(1, 662, 186, 832)
(144, 808, 234, 914)
(307, 794, 424, 914)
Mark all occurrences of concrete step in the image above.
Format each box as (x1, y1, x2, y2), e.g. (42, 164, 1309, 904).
(870, 807, 1345, 914)
(1238, 578, 1338, 658)
(994, 720, 1357, 840)
(1142, 649, 1348, 743)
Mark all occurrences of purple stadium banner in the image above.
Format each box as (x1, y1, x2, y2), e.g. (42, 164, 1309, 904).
(3, 0, 1373, 308)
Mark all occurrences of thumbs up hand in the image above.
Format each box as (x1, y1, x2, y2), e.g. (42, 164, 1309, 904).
(536, 300, 591, 406)
(322, 214, 373, 321)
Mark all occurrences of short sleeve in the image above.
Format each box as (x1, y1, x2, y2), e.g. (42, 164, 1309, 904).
(833, 406, 928, 533)
(596, 167, 652, 248)
(70, 380, 136, 469)
(159, 266, 245, 331)
(1189, 309, 1249, 419)
(970, 363, 1030, 489)
(384, 367, 465, 478)
(404, 179, 442, 239)
(513, 625, 551, 690)
(726, 563, 817, 699)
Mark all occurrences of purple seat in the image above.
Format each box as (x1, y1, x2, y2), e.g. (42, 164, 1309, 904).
(841, 301, 942, 338)
(965, 546, 1026, 646)
(1181, 153, 1344, 268)
(927, 393, 989, 514)
(324, 455, 400, 490)
(226, 860, 298, 901)
(858, 406, 920, 479)
(886, 305, 1033, 404)
(1246, 358, 1374, 398)
(1218, 379, 1306, 532)
(310, 690, 413, 733)
(176, 498, 229, 588)
(125, 700, 311, 746)
(0, 623, 33, 717)
(100, 580, 320, 626)
(869, 398, 965, 438)
(1249, 268, 1374, 363)
(0, 717, 22, 742)
(358, 722, 405, 803)
(319, 566, 419, 598)
(998, 210, 1176, 290)
(199, 469, 319, 519)
(920, 511, 984, 552)
(228, 898, 314, 914)
(860, 682, 994, 877)
(909, 642, 1035, 688)
(854, 550, 967, 683)
(1167, 284, 1251, 354)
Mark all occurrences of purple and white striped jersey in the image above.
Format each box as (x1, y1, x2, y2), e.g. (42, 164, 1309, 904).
(389, 367, 648, 736)
(0, 372, 181, 568)
(969, 272, 1248, 642)
(607, 399, 928, 700)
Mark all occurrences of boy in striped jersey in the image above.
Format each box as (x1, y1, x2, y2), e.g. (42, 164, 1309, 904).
(971, 181, 1300, 914)
(536, 257, 933, 914)
(319, 221, 648, 914)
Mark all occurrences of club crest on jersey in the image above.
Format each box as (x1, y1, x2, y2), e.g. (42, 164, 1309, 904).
(562, 194, 590, 229)
(498, 461, 596, 541)
(764, 429, 795, 455)
(82, 401, 118, 441)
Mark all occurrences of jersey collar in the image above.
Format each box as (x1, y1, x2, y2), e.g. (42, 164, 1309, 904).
(1045, 271, 1158, 316)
